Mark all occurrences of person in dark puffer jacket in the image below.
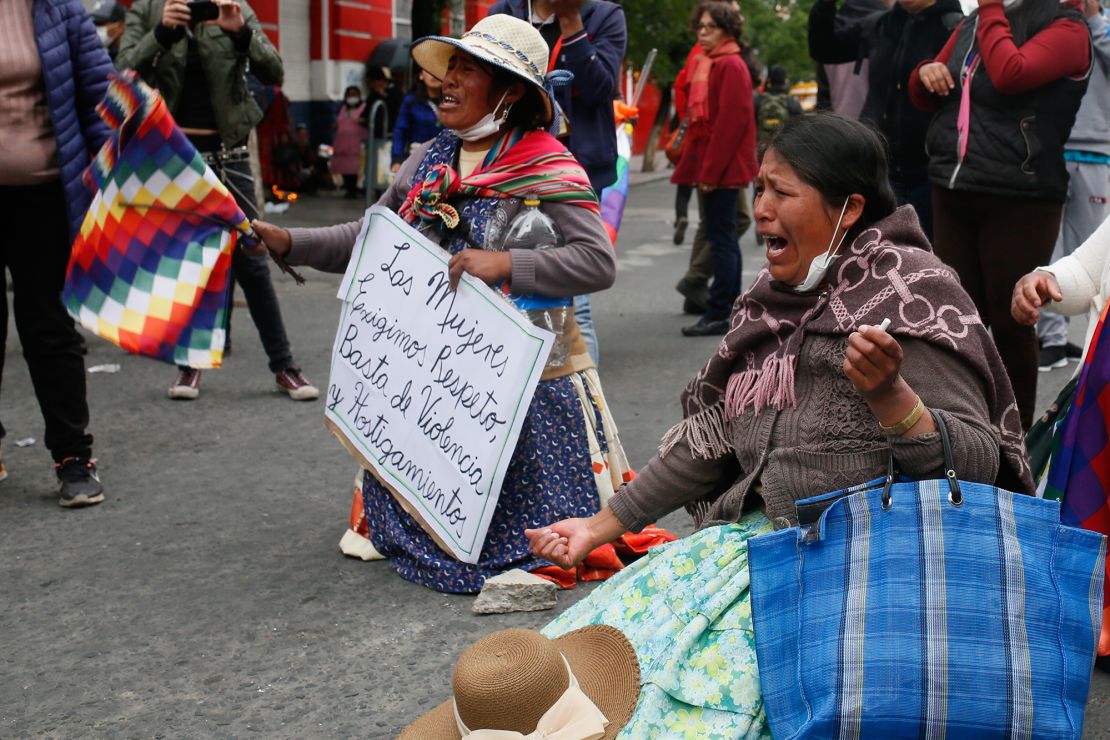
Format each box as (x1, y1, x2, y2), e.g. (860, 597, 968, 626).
(0, 0, 112, 506)
(809, 0, 965, 241)
(909, 0, 1091, 431)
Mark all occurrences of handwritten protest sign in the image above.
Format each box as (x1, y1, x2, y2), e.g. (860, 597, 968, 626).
(325, 206, 553, 564)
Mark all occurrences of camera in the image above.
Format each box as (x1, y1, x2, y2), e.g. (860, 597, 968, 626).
(188, 0, 219, 23)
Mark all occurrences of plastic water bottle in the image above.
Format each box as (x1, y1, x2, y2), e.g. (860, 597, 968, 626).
(500, 195, 574, 368)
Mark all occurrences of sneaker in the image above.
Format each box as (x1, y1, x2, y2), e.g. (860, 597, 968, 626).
(56, 457, 104, 508)
(168, 367, 201, 399)
(673, 216, 689, 245)
(1038, 345, 1067, 372)
(1065, 342, 1083, 360)
(276, 367, 319, 401)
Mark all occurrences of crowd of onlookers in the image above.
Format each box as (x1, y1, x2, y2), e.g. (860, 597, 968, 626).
(669, 0, 1109, 436)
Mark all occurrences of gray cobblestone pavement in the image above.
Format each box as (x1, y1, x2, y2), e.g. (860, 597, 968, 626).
(1, 180, 1106, 737)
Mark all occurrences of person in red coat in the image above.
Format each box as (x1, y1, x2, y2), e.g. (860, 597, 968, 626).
(677, 1, 758, 336)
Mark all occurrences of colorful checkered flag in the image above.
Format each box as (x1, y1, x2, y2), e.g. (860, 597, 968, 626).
(63, 72, 252, 368)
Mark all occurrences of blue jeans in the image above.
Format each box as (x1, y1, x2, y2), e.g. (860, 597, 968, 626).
(703, 188, 741, 322)
(574, 293, 599, 366)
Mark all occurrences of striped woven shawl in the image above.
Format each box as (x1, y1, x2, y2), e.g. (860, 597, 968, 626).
(398, 128, 598, 230)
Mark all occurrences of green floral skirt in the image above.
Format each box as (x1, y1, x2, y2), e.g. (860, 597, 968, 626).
(543, 512, 774, 739)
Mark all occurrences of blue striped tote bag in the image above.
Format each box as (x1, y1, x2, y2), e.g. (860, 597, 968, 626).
(748, 412, 1107, 738)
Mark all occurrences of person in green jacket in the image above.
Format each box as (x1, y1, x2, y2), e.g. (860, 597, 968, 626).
(116, 0, 318, 402)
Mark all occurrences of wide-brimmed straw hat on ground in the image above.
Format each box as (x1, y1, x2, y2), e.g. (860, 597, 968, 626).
(410, 14, 568, 127)
(398, 626, 640, 740)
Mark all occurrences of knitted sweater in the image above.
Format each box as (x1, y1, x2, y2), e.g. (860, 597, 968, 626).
(610, 332, 1002, 532)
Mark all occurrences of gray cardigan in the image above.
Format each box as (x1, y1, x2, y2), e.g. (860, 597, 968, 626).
(286, 141, 616, 297)
(609, 333, 1002, 532)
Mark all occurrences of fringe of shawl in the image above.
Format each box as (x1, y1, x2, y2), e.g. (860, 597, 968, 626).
(724, 353, 797, 418)
(659, 404, 732, 460)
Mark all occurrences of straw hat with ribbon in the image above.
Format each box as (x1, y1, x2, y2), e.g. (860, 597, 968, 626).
(410, 14, 573, 131)
(398, 626, 640, 740)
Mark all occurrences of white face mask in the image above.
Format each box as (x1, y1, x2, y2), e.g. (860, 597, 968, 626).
(793, 198, 851, 293)
(345, 96, 361, 107)
(451, 90, 511, 142)
(97, 26, 112, 46)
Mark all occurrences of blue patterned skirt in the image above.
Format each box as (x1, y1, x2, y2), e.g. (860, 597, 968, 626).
(361, 370, 630, 593)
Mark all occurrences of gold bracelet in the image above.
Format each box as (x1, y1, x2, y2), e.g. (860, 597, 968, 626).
(880, 396, 925, 437)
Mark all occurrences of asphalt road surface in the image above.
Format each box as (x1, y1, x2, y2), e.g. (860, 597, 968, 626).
(1, 179, 1106, 737)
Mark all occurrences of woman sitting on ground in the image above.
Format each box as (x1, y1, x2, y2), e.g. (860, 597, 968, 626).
(527, 113, 1033, 736)
(251, 15, 632, 594)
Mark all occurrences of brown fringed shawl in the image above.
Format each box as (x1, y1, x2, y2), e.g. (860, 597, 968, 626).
(661, 206, 1034, 493)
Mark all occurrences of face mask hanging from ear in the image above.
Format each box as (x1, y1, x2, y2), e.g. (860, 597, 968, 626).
(451, 90, 511, 142)
(793, 198, 851, 293)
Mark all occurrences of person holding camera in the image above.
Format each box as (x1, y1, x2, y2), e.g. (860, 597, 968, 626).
(117, 0, 318, 402)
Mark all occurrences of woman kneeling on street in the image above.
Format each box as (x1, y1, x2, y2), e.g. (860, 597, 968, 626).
(526, 113, 1034, 736)
(250, 15, 632, 594)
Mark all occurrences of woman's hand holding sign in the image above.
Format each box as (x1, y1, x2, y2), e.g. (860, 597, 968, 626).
(448, 249, 512, 290)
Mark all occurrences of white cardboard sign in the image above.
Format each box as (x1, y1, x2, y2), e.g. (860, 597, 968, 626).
(325, 206, 553, 564)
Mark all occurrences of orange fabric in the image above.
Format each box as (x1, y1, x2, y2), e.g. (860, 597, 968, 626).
(349, 488, 368, 536)
(612, 525, 678, 558)
(548, 35, 563, 74)
(531, 526, 677, 590)
(686, 38, 740, 125)
(1101, 606, 1110, 657)
(532, 564, 578, 589)
(613, 100, 638, 126)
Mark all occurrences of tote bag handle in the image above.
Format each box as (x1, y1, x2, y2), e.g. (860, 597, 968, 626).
(880, 410, 963, 510)
(796, 411, 965, 538)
